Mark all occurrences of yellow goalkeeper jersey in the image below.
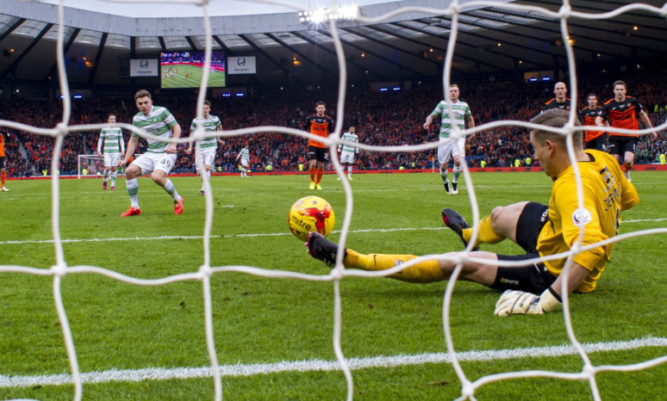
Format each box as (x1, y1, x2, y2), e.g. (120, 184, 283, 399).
(537, 150, 639, 292)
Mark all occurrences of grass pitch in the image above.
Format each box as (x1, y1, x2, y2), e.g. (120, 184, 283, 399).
(0, 171, 665, 400)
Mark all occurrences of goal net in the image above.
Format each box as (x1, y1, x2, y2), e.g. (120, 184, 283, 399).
(76, 154, 105, 179)
(0, 1, 665, 401)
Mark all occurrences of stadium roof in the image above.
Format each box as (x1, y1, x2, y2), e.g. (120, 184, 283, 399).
(0, 0, 665, 88)
(35, 0, 394, 18)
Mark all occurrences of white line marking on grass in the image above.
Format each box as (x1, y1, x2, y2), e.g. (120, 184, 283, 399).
(0, 227, 449, 245)
(1, 218, 665, 245)
(623, 217, 667, 223)
(0, 337, 664, 388)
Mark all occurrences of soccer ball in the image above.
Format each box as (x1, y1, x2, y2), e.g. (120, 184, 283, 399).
(288, 196, 335, 241)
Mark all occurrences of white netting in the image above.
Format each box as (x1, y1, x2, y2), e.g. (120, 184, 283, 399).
(76, 154, 105, 178)
(0, 1, 666, 400)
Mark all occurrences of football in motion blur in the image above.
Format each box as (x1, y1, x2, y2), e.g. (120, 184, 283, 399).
(288, 196, 335, 241)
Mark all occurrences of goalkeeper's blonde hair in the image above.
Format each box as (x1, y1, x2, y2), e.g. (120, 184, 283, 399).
(530, 109, 582, 148)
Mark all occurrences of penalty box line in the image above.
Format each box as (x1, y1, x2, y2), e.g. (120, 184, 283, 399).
(0, 337, 665, 388)
(2, 218, 667, 245)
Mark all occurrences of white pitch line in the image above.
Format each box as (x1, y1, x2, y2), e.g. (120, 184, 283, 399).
(0, 337, 664, 388)
(1, 218, 666, 246)
(0, 227, 449, 245)
(623, 217, 667, 223)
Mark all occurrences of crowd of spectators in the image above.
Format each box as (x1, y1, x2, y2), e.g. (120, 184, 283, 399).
(0, 72, 665, 178)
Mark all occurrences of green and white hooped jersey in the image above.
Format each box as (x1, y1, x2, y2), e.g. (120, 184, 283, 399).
(431, 100, 472, 139)
(99, 127, 124, 154)
(237, 148, 249, 163)
(339, 132, 359, 153)
(190, 115, 222, 149)
(132, 106, 178, 153)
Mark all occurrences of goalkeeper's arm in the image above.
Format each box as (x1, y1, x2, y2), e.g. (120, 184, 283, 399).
(495, 262, 590, 317)
(550, 262, 591, 300)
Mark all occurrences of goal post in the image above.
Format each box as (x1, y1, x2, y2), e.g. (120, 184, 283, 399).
(77, 154, 105, 179)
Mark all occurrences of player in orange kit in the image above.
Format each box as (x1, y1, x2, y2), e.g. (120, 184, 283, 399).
(304, 101, 334, 190)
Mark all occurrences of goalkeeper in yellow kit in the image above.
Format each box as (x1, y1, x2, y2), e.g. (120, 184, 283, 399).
(306, 109, 639, 316)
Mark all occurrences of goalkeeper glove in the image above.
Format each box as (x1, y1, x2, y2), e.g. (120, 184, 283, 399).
(494, 288, 561, 317)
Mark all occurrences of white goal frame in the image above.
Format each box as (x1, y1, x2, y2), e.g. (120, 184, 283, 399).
(76, 154, 105, 179)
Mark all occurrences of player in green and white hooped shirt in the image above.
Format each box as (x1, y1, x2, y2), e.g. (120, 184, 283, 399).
(118, 89, 184, 217)
(236, 144, 250, 177)
(337, 126, 359, 180)
(97, 114, 125, 191)
(186, 100, 224, 195)
(423, 84, 475, 195)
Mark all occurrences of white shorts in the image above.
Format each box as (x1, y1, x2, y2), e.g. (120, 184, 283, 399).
(131, 153, 177, 175)
(239, 160, 249, 168)
(437, 137, 466, 165)
(195, 148, 216, 169)
(103, 153, 121, 168)
(340, 152, 356, 164)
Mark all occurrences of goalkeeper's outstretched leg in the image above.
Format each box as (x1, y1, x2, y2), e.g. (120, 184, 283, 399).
(306, 200, 555, 291)
(306, 230, 562, 316)
(452, 201, 531, 250)
(307, 231, 500, 285)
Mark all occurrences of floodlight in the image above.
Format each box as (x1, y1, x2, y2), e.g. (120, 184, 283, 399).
(298, 3, 360, 24)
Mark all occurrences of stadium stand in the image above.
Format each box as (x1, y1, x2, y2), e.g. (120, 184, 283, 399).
(0, 72, 664, 177)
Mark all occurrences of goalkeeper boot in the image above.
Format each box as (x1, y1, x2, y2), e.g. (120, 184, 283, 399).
(174, 197, 184, 215)
(121, 207, 141, 217)
(441, 208, 477, 250)
(306, 232, 345, 266)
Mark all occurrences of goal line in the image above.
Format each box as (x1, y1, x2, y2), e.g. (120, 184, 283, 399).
(2, 336, 664, 389)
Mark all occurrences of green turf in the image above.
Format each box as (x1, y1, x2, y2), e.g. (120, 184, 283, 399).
(0, 172, 665, 400)
(161, 64, 226, 89)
